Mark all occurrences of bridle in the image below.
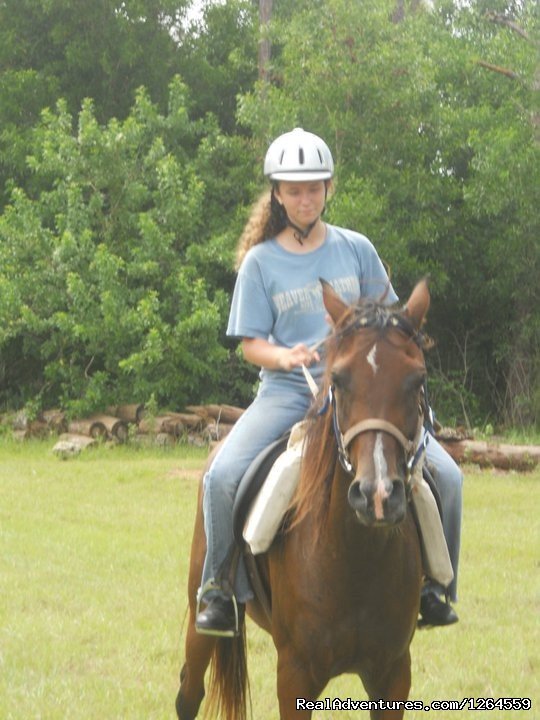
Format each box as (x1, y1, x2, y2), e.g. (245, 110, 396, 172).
(328, 384, 428, 480)
(319, 306, 431, 481)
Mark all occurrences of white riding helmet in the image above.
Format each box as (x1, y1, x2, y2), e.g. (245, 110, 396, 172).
(264, 128, 334, 182)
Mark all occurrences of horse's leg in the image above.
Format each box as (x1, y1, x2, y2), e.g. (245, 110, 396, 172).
(175, 622, 216, 720)
(363, 650, 412, 720)
(276, 648, 325, 719)
(176, 461, 218, 720)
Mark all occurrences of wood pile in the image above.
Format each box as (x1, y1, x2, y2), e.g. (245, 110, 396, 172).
(1, 403, 245, 457)
(2, 406, 538, 470)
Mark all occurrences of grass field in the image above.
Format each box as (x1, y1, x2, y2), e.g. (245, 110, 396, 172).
(1, 437, 538, 719)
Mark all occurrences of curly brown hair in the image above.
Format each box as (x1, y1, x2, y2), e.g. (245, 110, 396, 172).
(234, 189, 285, 269)
(235, 181, 334, 269)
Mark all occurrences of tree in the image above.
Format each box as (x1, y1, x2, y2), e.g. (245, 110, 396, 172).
(0, 79, 256, 415)
(0, 0, 187, 121)
(0, 0, 537, 428)
(0, 0, 187, 207)
(175, 0, 259, 134)
(238, 0, 539, 426)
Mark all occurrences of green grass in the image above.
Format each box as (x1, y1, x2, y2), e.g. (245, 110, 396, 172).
(1, 438, 538, 719)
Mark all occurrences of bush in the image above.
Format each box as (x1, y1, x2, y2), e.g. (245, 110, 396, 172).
(0, 80, 255, 415)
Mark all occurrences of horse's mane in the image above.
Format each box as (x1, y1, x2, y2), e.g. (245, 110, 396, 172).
(289, 296, 431, 540)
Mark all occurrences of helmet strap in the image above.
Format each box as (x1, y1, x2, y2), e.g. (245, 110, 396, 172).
(287, 218, 318, 245)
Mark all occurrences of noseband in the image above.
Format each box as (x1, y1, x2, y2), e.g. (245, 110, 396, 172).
(320, 306, 430, 479)
(328, 385, 427, 478)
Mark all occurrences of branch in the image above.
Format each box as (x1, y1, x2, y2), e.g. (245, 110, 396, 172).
(476, 60, 520, 81)
(486, 12, 531, 41)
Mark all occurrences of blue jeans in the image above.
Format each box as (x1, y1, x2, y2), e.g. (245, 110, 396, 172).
(201, 385, 313, 603)
(200, 386, 463, 604)
(424, 436, 463, 602)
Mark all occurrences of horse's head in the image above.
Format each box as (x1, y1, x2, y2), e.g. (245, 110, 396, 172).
(321, 279, 430, 527)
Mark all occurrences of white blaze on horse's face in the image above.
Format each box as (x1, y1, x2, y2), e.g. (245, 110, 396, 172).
(366, 343, 378, 375)
(372, 432, 390, 520)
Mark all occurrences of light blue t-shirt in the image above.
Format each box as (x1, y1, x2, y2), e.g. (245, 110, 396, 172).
(227, 224, 398, 392)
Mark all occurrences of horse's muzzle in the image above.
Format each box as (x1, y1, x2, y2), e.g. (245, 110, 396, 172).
(348, 477, 406, 526)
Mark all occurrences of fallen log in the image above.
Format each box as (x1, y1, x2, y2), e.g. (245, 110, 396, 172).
(186, 432, 208, 448)
(435, 426, 473, 442)
(8, 408, 66, 438)
(12, 421, 50, 440)
(186, 404, 245, 424)
(203, 420, 235, 442)
(165, 412, 206, 431)
(106, 403, 145, 424)
(66, 415, 128, 442)
(20, 420, 50, 439)
(132, 431, 176, 447)
(138, 415, 184, 436)
(41, 409, 68, 433)
(11, 410, 31, 431)
(89, 414, 129, 442)
(68, 418, 108, 439)
(439, 439, 540, 472)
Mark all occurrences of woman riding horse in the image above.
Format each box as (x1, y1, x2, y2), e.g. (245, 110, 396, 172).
(195, 128, 461, 636)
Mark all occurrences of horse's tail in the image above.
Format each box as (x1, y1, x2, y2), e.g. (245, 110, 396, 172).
(205, 629, 249, 720)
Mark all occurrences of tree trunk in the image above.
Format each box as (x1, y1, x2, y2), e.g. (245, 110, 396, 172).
(259, 0, 273, 82)
(439, 439, 540, 472)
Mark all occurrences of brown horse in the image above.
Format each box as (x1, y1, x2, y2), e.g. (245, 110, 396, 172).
(176, 279, 432, 720)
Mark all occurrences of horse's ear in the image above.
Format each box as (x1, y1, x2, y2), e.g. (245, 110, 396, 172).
(403, 277, 430, 329)
(320, 278, 349, 325)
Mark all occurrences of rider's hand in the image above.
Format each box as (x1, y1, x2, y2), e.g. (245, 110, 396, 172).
(276, 344, 320, 372)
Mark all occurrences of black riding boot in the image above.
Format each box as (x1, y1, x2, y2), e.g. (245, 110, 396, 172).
(419, 591, 458, 627)
(195, 596, 245, 637)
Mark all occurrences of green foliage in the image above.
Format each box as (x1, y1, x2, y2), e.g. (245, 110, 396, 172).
(177, 0, 259, 133)
(0, 80, 255, 415)
(0, 0, 537, 429)
(239, 0, 539, 428)
(0, 0, 185, 122)
(0, 0, 191, 208)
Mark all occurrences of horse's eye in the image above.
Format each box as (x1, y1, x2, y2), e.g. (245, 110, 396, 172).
(404, 372, 426, 394)
(331, 368, 349, 390)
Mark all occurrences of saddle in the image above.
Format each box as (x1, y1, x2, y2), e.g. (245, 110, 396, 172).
(232, 432, 291, 547)
(217, 429, 450, 623)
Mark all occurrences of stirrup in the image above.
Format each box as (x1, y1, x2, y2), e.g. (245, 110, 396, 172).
(196, 579, 242, 637)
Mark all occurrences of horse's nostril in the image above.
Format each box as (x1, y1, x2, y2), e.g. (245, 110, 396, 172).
(348, 480, 367, 513)
(391, 479, 406, 503)
(388, 479, 406, 523)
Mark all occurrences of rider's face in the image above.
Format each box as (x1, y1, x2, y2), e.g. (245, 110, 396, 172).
(274, 181, 327, 230)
